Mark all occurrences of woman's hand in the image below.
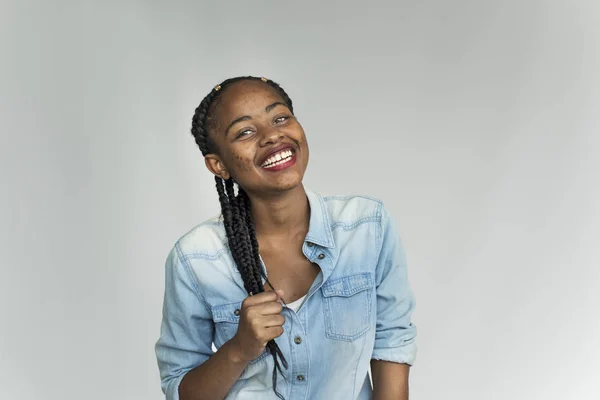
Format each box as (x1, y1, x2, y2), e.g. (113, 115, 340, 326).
(229, 289, 286, 362)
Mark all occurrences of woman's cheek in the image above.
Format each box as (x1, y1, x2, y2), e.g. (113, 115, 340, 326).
(232, 152, 255, 172)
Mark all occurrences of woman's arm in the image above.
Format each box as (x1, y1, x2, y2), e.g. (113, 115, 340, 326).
(156, 244, 286, 400)
(370, 360, 410, 400)
(178, 338, 249, 400)
(180, 289, 287, 400)
(157, 244, 249, 400)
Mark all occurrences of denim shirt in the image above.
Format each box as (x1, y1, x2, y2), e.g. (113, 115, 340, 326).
(155, 188, 417, 400)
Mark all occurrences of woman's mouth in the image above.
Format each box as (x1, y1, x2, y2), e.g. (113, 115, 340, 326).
(260, 149, 296, 171)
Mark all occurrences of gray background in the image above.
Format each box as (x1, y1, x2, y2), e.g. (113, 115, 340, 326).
(1, 1, 599, 399)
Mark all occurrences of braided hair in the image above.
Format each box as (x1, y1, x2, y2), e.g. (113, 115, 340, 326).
(190, 76, 294, 399)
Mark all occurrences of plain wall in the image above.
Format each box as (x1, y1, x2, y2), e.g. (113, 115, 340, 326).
(1, 1, 599, 399)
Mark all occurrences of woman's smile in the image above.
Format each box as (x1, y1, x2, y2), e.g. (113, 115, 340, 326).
(261, 150, 297, 172)
(259, 145, 297, 171)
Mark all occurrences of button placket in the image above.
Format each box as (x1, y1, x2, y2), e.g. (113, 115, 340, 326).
(286, 312, 308, 390)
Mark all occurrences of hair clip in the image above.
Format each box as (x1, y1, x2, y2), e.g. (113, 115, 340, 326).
(260, 77, 268, 82)
(214, 84, 222, 91)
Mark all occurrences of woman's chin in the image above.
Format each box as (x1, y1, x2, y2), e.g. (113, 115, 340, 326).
(251, 176, 304, 195)
(236, 166, 306, 195)
(269, 175, 304, 192)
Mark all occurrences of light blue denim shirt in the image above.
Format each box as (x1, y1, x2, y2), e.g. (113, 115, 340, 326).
(155, 188, 417, 399)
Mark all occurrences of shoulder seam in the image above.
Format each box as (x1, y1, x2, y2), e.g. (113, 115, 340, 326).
(176, 216, 228, 258)
(182, 248, 229, 261)
(330, 216, 380, 231)
(323, 194, 384, 205)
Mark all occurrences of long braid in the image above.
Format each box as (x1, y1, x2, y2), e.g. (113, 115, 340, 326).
(238, 190, 271, 287)
(191, 76, 294, 399)
(225, 178, 261, 294)
(214, 178, 254, 293)
(236, 190, 265, 287)
(239, 189, 262, 271)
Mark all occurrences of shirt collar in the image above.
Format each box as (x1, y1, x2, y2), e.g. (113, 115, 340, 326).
(304, 187, 335, 249)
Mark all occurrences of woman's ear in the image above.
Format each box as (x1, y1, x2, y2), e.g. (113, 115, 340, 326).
(204, 155, 231, 180)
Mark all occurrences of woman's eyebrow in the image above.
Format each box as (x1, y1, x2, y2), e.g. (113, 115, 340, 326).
(225, 102, 289, 136)
(225, 116, 252, 136)
(265, 101, 288, 112)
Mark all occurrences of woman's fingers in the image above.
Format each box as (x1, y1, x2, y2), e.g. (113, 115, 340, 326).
(261, 314, 286, 328)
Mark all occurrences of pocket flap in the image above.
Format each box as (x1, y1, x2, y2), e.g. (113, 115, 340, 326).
(322, 272, 374, 298)
(211, 301, 243, 323)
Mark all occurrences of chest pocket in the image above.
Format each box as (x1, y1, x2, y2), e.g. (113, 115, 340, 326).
(321, 272, 374, 342)
(211, 301, 269, 365)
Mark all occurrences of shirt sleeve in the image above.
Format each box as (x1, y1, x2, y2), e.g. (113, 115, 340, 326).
(155, 242, 215, 400)
(371, 205, 417, 365)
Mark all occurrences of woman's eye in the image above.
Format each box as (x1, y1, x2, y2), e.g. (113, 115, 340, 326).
(236, 129, 253, 139)
(274, 116, 289, 124)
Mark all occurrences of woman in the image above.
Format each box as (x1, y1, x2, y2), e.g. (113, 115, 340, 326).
(155, 76, 417, 400)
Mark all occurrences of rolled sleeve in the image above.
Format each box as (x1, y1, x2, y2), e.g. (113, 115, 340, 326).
(155, 243, 214, 400)
(371, 205, 417, 365)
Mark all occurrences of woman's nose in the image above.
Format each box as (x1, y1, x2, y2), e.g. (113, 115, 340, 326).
(258, 125, 284, 146)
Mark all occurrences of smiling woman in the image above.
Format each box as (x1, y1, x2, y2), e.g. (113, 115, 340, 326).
(154, 76, 417, 400)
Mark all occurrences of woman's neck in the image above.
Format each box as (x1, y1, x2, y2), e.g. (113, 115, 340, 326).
(249, 184, 310, 240)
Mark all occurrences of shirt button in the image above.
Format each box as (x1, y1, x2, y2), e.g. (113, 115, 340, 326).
(234, 309, 240, 316)
(317, 253, 325, 259)
(294, 336, 302, 344)
(297, 375, 305, 381)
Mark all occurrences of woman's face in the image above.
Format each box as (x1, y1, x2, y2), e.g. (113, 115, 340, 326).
(204, 80, 309, 197)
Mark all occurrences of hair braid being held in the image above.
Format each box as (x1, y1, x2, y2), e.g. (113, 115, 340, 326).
(189, 76, 296, 399)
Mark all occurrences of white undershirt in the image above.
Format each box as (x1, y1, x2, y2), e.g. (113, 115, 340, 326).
(285, 294, 306, 312)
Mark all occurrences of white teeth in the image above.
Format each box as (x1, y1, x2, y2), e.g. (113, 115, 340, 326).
(262, 149, 293, 168)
